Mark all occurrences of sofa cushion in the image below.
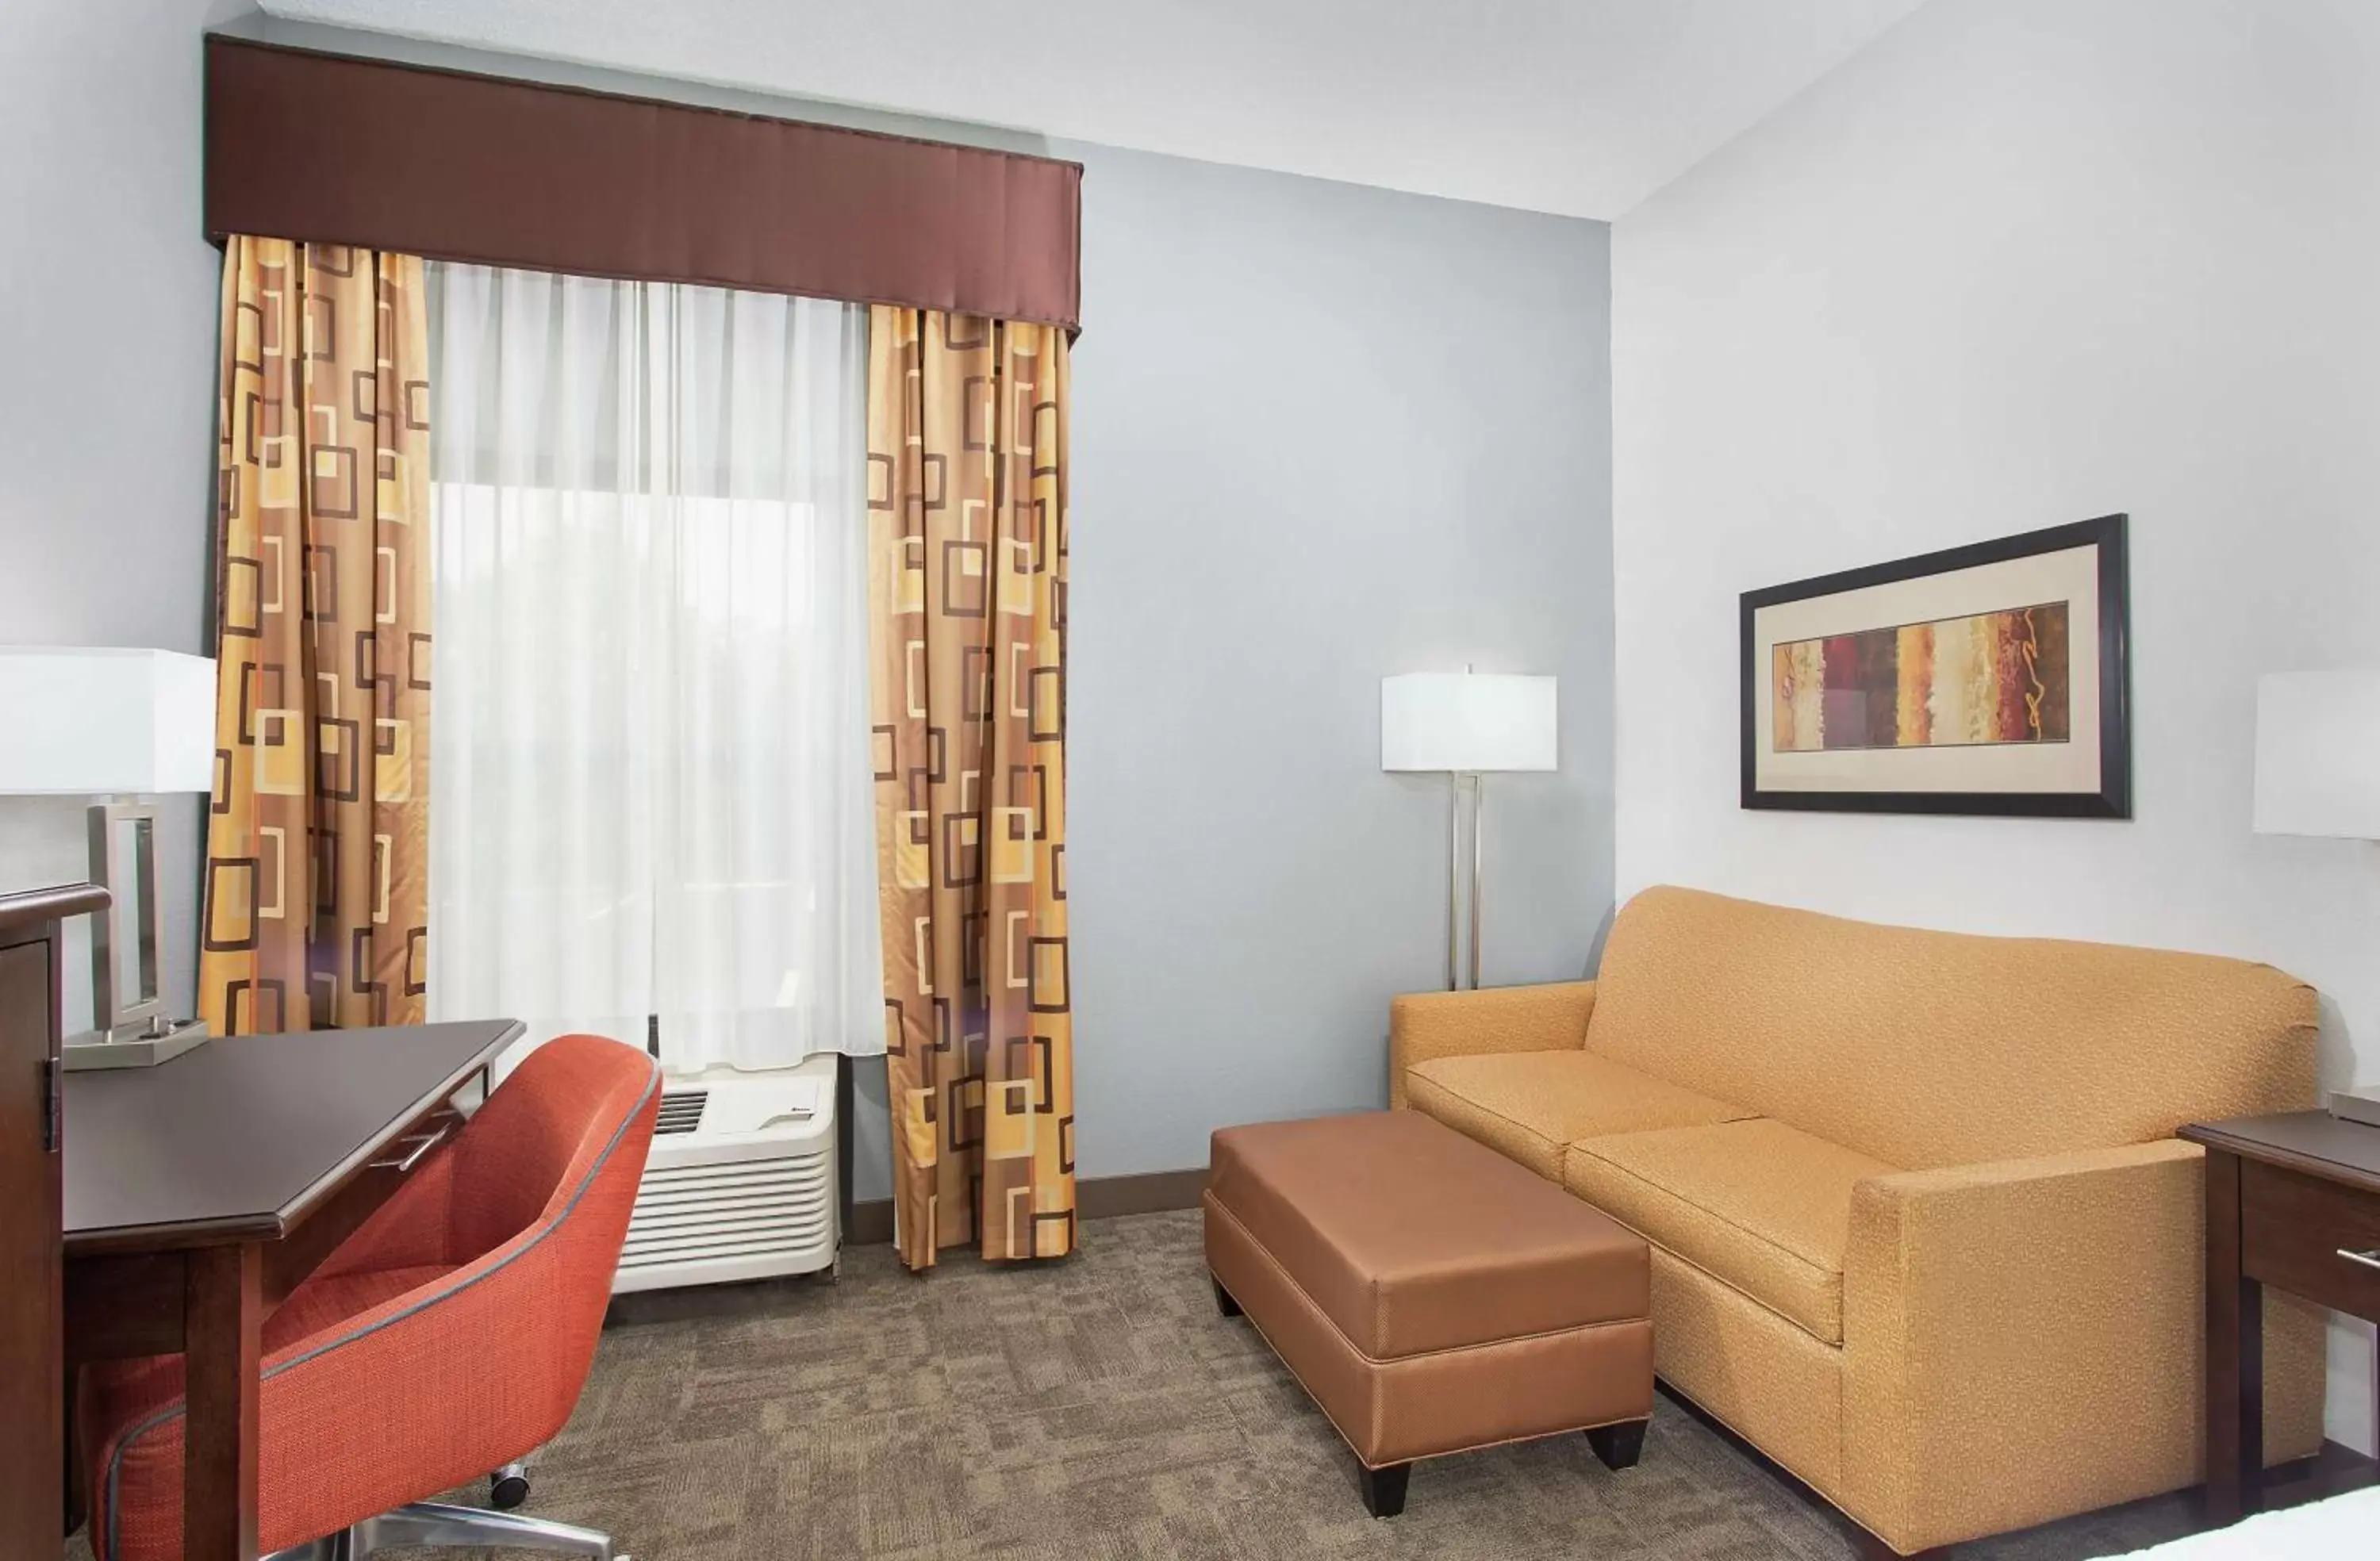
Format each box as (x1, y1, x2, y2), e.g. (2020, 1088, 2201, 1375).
(1406, 1049, 1756, 1181)
(1564, 1119, 1895, 1344)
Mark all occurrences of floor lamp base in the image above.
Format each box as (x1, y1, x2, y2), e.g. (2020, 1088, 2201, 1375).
(63, 1018, 212, 1070)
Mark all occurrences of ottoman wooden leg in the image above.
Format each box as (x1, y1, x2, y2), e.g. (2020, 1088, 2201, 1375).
(1211, 1277, 1243, 1317)
(1358, 1461, 1410, 1518)
(1586, 1418, 1647, 1471)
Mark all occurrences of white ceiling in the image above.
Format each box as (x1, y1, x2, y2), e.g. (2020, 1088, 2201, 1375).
(256, 0, 1929, 219)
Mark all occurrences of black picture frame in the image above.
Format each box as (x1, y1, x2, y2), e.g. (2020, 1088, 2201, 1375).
(1738, 513, 2130, 819)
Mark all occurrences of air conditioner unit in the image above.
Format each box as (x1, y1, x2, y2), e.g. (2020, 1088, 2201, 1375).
(613, 1052, 841, 1293)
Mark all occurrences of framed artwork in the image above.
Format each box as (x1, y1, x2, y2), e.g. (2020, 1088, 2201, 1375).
(1740, 514, 2129, 818)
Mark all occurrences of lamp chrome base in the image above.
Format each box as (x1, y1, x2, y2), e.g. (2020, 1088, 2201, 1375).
(62, 1018, 210, 1071)
(2330, 1088, 2380, 1130)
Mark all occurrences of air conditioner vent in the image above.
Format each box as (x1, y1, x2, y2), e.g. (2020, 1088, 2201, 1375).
(654, 1089, 707, 1136)
(614, 1057, 840, 1294)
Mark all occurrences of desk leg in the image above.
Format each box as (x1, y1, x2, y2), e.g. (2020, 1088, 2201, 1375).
(2204, 1149, 2262, 1528)
(184, 1245, 262, 1561)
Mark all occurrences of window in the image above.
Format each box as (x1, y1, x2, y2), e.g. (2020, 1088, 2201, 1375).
(425, 264, 881, 1073)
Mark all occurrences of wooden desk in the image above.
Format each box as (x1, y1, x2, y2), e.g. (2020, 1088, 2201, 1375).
(2180, 1110, 2380, 1528)
(64, 1018, 520, 1561)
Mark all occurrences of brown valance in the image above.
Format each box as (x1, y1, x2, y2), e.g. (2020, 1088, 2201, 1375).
(203, 36, 1083, 331)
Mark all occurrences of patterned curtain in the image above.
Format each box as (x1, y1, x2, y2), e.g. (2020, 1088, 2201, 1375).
(866, 306, 1075, 1268)
(199, 238, 432, 1035)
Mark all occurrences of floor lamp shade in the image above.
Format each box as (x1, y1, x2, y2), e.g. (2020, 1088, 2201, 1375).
(2253, 669, 2380, 839)
(0, 648, 217, 796)
(1380, 673, 1557, 773)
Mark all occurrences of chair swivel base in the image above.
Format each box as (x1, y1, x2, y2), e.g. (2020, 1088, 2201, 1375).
(265, 1501, 613, 1559)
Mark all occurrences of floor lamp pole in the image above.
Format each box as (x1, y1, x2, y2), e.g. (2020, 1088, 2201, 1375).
(1444, 772, 1487, 991)
(1468, 773, 1484, 992)
(1445, 773, 1461, 991)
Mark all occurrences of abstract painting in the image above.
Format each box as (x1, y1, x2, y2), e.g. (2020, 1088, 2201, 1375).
(1741, 515, 2129, 817)
(1771, 602, 2070, 753)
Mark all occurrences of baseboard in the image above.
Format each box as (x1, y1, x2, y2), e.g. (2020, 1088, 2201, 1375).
(846, 1166, 1207, 1247)
(848, 1196, 895, 1246)
(1081, 1167, 1209, 1219)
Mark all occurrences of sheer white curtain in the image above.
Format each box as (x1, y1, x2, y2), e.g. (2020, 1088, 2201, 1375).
(426, 263, 883, 1074)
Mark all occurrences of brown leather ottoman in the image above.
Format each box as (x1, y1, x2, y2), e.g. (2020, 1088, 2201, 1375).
(1204, 1110, 1653, 1517)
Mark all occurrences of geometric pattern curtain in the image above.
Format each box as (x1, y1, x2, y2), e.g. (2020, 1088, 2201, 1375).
(866, 305, 1075, 1269)
(198, 237, 432, 1036)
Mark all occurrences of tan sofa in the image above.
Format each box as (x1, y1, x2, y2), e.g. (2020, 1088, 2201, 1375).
(1391, 885, 2327, 1557)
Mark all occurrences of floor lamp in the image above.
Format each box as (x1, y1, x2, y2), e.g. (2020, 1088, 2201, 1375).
(1382, 671, 1557, 990)
(2252, 668, 2380, 1124)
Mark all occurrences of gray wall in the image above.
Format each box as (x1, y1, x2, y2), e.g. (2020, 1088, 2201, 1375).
(6, 15, 1616, 1199)
(1061, 142, 1614, 1180)
(2, 0, 252, 1029)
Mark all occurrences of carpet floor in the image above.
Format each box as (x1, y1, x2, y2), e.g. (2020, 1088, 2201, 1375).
(77, 1210, 2224, 1559)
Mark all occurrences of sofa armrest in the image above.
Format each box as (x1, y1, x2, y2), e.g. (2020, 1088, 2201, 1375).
(1841, 1141, 2326, 1554)
(1388, 980, 1594, 1109)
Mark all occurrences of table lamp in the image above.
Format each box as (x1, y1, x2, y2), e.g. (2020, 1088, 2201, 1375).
(1382, 669, 1557, 990)
(2252, 668, 2380, 1126)
(0, 647, 217, 1068)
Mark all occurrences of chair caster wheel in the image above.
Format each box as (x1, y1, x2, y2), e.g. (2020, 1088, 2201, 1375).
(490, 1463, 530, 1510)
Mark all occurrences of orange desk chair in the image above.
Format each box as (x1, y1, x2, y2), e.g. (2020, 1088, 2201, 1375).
(79, 1033, 662, 1561)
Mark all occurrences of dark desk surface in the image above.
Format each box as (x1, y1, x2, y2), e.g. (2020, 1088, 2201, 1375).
(63, 1019, 520, 1253)
(2180, 1109, 2380, 1196)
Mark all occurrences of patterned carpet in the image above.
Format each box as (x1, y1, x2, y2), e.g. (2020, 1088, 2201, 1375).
(409, 1210, 2210, 1561)
(73, 1210, 2221, 1559)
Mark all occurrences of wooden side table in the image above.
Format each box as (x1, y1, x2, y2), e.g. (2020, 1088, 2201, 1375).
(2179, 1110, 2380, 1527)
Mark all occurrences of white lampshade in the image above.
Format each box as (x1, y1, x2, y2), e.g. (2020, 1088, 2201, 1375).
(1381, 673, 1557, 773)
(2253, 669, 2380, 839)
(0, 647, 217, 795)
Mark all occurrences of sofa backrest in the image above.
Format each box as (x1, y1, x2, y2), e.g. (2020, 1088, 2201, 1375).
(1583, 885, 2318, 1171)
